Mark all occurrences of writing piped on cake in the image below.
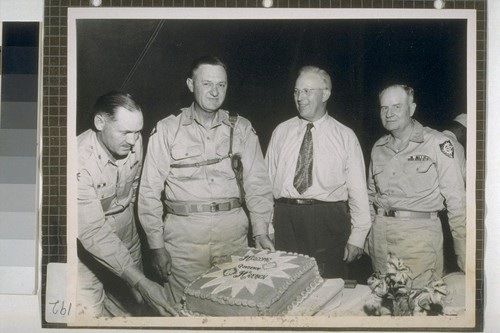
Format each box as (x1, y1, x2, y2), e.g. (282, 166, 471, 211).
(262, 261, 278, 270)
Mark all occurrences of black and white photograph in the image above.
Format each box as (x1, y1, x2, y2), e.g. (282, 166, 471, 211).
(65, 7, 477, 329)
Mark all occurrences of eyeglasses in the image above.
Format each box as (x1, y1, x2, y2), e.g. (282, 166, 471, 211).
(293, 88, 327, 97)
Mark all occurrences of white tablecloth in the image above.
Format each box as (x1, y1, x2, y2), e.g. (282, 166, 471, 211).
(289, 278, 371, 316)
(316, 283, 371, 316)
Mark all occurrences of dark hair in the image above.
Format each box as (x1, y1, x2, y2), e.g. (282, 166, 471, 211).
(188, 55, 227, 78)
(93, 91, 142, 121)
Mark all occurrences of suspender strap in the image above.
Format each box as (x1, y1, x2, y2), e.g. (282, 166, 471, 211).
(228, 112, 237, 157)
(228, 112, 245, 203)
(171, 156, 228, 169)
(170, 112, 238, 169)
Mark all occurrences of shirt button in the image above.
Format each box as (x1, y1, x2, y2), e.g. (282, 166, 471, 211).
(211, 178, 214, 182)
(185, 153, 188, 156)
(207, 137, 210, 140)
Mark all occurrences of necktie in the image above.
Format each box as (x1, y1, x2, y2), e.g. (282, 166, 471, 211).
(293, 123, 314, 194)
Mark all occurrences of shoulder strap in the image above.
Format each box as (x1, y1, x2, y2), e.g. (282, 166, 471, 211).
(228, 111, 238, 156)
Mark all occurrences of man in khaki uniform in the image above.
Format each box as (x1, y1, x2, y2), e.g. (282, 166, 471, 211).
(138, 56, 275, 302)
(77, 91, 177, 317)
(367, 84, 466, 288)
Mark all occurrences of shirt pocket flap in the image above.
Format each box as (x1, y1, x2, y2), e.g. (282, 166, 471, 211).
(416, 160, 434, 173)
(96, 184, 115, 200)
(404, 160, 434, 174)
(171, 145, 203, 161)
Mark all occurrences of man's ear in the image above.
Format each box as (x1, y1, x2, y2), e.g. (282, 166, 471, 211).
(186, 78, 194, 93)
(94, 114, 106, 131)
(322, 89, 332, 103)
(410, 103, 417, 117)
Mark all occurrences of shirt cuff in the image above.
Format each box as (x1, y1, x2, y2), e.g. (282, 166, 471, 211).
(122, 265, 146, 287)
(251, 219, 270, 238)
(148, 232, 166, 250)
(347, 229, 369, 249)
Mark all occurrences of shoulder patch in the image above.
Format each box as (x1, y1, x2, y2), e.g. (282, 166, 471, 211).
(439, 140, 454, 158)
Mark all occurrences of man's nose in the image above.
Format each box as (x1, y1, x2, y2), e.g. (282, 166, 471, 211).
(210, 85, 219, 96)
(386, 107, 395, 117)
(296, 91, 307, 100)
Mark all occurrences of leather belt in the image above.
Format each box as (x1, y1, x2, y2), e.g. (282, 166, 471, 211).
(377, 208, 438, 219)
(276, 198, 330, 205)
(165, 199, 241, 216)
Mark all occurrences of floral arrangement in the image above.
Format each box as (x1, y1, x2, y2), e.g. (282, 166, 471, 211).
(364, 254, 448, 316)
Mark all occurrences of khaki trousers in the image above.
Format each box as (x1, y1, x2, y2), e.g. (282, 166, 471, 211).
(368, 214, 444, 288)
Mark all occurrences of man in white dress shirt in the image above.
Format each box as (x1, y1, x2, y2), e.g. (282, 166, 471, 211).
(266, 66, 371, 278)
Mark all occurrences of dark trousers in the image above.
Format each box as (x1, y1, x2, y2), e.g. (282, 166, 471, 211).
(273, 200, 351, 279)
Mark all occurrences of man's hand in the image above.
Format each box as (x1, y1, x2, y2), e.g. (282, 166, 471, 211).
(343, 243, 363, 263)
(135, 278, 178, 316)
(151, 248, 171, 283)
(255, 234, 276, 252)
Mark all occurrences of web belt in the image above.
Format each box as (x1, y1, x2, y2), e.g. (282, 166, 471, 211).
(164, 199, 242, 216)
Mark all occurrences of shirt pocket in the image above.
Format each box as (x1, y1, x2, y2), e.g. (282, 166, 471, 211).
(214, 137, 238, 180)
(403, 160, 435, 194)
(117, 160, 139, 201)
(170, 145, 203, 180)
(97, 183, 116, 212)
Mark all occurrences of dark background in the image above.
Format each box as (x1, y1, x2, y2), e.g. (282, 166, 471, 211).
(76, 18, 467, 165)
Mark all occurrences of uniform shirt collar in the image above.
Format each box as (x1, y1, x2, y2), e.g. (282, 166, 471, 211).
(376, 119, 424, 147)
(91, 130, 131, 168)
(182, 103, 230, 128)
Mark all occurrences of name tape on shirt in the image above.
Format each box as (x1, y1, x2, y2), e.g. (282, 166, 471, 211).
(408, 155, 431, 161)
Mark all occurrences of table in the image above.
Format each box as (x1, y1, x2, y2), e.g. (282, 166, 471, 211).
(317, 283, 372, 316)
(289, 279, 371, 316)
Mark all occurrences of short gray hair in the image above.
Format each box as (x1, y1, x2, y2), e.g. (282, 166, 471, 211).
(298, 66, 332, 91)
(379, 84, 415, 103)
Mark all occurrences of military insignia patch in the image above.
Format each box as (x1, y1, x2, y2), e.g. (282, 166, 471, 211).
(439, 140, 454, 158)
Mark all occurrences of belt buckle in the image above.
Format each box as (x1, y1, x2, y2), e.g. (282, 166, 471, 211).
(210, 202, 219, 213)
(386, 210, 396, 217)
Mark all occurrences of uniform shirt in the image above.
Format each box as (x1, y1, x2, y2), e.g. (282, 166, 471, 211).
(266, 113, 371, 249)
(139, 105, 273, 250)
(77, 129, 144, 287)
(367, 120, 466, 257)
